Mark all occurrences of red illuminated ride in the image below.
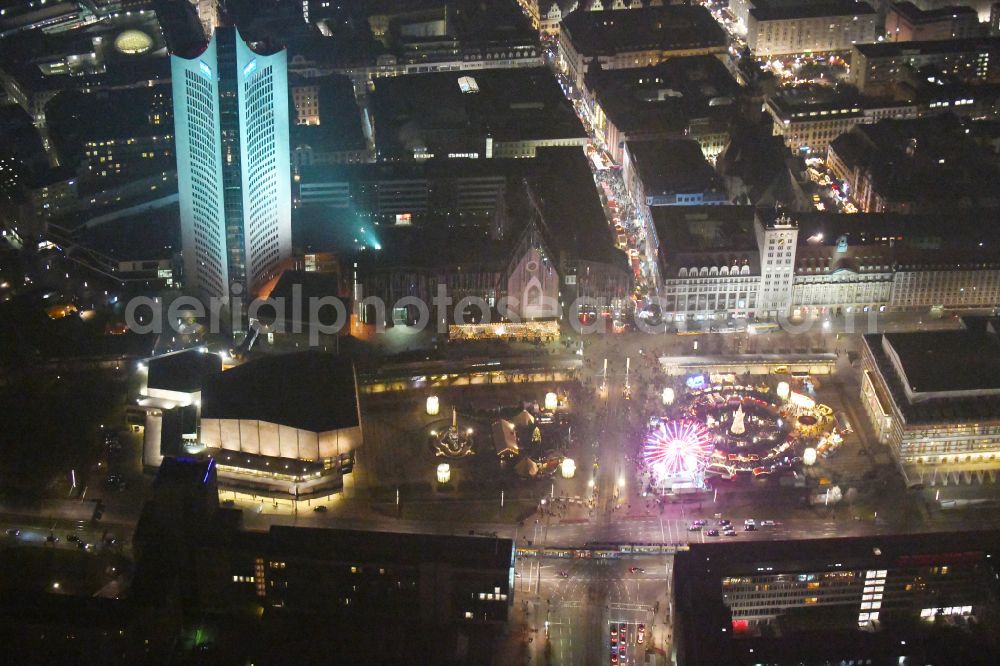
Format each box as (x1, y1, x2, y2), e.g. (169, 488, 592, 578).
(643, 418, 714, 486)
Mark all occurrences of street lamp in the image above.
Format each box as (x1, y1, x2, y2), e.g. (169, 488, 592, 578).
(426, 395, 440, 416)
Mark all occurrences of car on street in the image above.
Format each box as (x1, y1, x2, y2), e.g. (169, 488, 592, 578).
(688, 523, 702, 531)
(744, 519, 755, 526)
(744, 524, 757, 531)
(5, 528, 19, 537)
(629, 567, 644, 573)
(724, 528, 737, 536)
(718, 519, 731, 526)
(706, 529, 720, 537)
(760, 520, 776, 526)
(67, 534, 80, 543)
(558, 571, 569, 578)
(637, 624, 645, 643)
(46, 534, 58, 543)
(692, 519, 708, 526)
(313, 505, 328, 513)
(610, 626, 618, 644)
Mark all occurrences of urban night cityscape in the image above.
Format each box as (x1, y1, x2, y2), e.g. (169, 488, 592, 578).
(2, 0, 1000, 663)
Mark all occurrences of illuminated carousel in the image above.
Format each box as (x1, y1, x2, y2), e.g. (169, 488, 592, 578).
(681, 385, 793, 478)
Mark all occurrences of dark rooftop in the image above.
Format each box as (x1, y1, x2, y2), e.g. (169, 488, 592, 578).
(864, 329, 1000, 423)
(674, 530, 1000, 666)
(370, 67, 584, 159)
(201, 351, 360, 432)
(653, 206, 761, 275)
(520, 146, 629, 268)
(749, 0, 874, 21)
(653, 206, 759, 253)
(146, 348, 222, 394)
(827, 116, 1000, 210)
(289, 73, 366, 153)
(883, 329, 1000, 395)
(561, 5, 726, 57)
(584, 56, 739, 137)
(889, 1, 978, 23)
(263, 525, 514, 570)
(855, 35, 1000, 58)
(626, 139, 723, 197)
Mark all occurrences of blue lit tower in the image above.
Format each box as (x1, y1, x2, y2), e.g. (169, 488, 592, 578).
(171, 26, 291, 303)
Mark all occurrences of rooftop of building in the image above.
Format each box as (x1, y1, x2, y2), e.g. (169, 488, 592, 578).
(674, 530, 1000, 666)
(883, 327, 1000, 394)
(626, 139, 723, 196)
(716, 122, 810, 209)
(370, 67, 585, 158)
(356, 225, 509, 272)
(264, 270, 351, 330)
(749, 0, 875, 21)
(855, 35, 1000, 58)
(889, 1, 979, 22)
(289, 73, 366, 153)
(561, 5, 726, 57)
(827, 116, 1000, 208)
(767, 84, 905, 118)
(256, 525, 514, 570)
(864, 326, 1000, 422)
(584, 56, 739, 137)
(201, 351, 359, 432)
(653, 206, 762, 274)
(653, 206, 759, 253)
(146, 348, 222, 394)
(519, 147, 629, 268)
(677, 529, 1000, 573)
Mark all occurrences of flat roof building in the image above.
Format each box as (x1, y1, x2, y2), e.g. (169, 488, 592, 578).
(140, 350, 361, 497)
(673, 530, 1000, 665)
(852, 36, 1000, 94)
(623, 139, 727, 210)
(370, 67, 586, 161)
(558, 6, 726, 91)
(744, 0, 879, 57)
(582, 55, 740, 163)
(827, 115, 1000, 213)
(885, 2, 981, 43)
(861, 319, 1000, 490)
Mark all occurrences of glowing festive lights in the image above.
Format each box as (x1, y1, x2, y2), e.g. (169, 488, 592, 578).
(643, 419, 714, 482)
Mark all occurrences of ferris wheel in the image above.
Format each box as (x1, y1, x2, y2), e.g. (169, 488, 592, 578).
(643, 418, 714, 487)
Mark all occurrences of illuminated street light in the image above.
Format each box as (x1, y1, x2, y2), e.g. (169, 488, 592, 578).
(803, 447, 817, 466)
(560, 458, 576, 479)
(776, 381, 790, 400)
(661, 387, 675, 405)
(426, 395, 440, 416)
(436, 463, 451, 484)
(545, 392, 558, 411)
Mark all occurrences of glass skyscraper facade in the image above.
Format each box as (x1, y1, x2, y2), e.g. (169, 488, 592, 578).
(172, 26, 291, 302)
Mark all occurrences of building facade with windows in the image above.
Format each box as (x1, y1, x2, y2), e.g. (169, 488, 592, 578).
(852, 36, 1000, 95)
(171, 26, 292, 301)
(885, 2, 980, 43)
(745, 1, 879, 57)
(861, 321, 1000, 489)
(558, 6, 727, 91)
(653, 207, 1000, 321)
(674, 531, 1000, 665)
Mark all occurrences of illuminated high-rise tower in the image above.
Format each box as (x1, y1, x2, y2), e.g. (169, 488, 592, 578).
(171, 25, 291, 302)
